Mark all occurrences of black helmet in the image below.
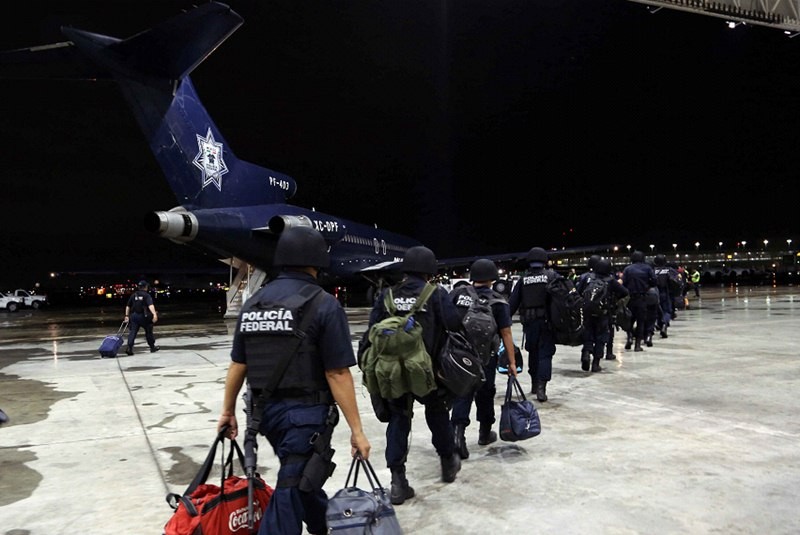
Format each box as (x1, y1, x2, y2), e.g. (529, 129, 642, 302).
(469, 258, 499, 282)
(587, 254, 601, 270)
(526, 247, 548, 266)
(402, 246, 437, 275)
(630, 250, 645, 263)
(595, 258, 612, 276)
(137, 280, 149, 289)
(274, 226, 330, 268)
(654, 254, 666, 266)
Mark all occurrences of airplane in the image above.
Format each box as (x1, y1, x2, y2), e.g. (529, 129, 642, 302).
(624, 0, 800, 35)
(0, 2, 616, 312)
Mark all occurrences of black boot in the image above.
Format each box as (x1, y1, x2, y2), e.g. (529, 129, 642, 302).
(441, 453, 461, 483)
(634, 338, 643, 352)
(478, 422, 497, 446)
(125, 346, 133, 356)
(605, 349, 617, 360)
(660, 325, 669, 338)
(536, 380, 548, 402)
(591, 356, 602, 373)
(645, 334, 653, 347)
(454, 424, 469, 459)
(624, 334, 632, 350)
(580, 349, 590, 371)
(390, 466, 415, 505)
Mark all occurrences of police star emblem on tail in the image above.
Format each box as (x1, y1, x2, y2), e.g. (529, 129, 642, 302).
(193, 128, 228, 191)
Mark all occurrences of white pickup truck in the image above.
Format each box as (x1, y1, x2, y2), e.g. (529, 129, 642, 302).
(1, 294, 22, 312)
(10, 289, 48, 309)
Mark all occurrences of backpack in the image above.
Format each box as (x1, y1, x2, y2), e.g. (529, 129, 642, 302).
(458, 286, 503, 365)
(582, 274, 610, 317)
(613, 295, 633, 333)
(668, 270, 684, 296)
(436, 330, 485, 397)
(545, 276, 584, 346)
(360, 284, 437, 400)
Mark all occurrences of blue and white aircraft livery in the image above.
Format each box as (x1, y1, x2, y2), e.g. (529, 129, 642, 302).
(0, 2, 612, 299)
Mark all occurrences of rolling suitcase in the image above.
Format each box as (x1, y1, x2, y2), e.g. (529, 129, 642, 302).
(99, 321, 128, 358)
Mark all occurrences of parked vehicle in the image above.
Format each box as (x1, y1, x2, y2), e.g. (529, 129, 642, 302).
(10, 289, 48, 309)
(1, 294, 22, 313)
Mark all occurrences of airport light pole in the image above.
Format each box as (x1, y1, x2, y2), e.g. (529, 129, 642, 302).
(695, 241, 700, 251)
(649, 244, 655, 253)
(764, 239, 769, 250)
(672, 243, 677, 252)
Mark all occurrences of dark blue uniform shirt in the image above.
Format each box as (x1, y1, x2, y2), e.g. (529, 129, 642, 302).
(231, 272, 355, 370)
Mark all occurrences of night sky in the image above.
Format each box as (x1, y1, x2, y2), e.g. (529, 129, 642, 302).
(1, 0, 797, 288)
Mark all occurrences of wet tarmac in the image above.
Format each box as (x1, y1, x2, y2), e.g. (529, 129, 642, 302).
(1, 286, 799, 534)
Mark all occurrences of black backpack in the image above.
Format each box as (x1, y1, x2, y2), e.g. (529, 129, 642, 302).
(436, 330, 485, 397)
(458, 286, 503, 365)
(545, 276, 584, 346)
(582, 274, 610, 317)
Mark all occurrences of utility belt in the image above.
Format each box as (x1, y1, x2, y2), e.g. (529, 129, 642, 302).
(270, 389, 333, 405)
(521, 307, 546, 322)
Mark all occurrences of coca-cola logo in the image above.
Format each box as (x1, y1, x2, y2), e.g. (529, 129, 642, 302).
(228, 500, 263, 532)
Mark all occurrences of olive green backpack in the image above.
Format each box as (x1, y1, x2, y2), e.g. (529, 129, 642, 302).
(360, 283, 437, 400)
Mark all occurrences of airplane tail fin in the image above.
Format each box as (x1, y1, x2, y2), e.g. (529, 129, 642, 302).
(2, 2, 297, 209)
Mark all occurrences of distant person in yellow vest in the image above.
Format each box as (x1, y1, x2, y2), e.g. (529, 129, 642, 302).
(691, 268, 701, 298)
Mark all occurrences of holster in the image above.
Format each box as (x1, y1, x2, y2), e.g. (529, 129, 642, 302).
(298, 405, 339, 492)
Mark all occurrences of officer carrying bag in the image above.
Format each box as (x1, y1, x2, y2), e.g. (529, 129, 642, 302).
(360, 283, 437, 400)
(239, 283, 327, 530)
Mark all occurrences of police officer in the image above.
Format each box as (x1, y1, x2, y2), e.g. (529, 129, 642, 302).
(123, 280, 159, 355)
(508, 246, 558, 402)
(217, 226, 370, 535)
(653, 254, 678, 338)
(576, 255, 601, 365)
(622, 250, 657, 352)
(575, 258, 629, 372)
(449, 259, 517, 460)
(367, 245, 462, 506)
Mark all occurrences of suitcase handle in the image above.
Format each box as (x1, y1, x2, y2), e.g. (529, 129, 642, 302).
(117, 321, 129, 336)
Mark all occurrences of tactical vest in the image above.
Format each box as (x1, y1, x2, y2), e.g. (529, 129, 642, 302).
(520, 269, 551, 311)
(241, 284, 327, 395)
(655, 267, 670, 289)
(130, 291, 148, 314)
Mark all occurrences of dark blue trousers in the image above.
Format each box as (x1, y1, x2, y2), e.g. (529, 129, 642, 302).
(259, 401, 329, 535)
(522, 317, 556, 382)
(385, 390, 454, 469)
(127, 312, 155, 349)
